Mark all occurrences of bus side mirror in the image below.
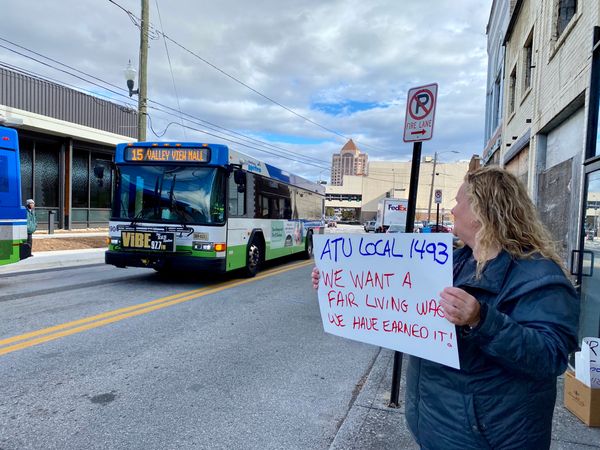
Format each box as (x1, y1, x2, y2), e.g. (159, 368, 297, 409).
(234, 170, 246, 193)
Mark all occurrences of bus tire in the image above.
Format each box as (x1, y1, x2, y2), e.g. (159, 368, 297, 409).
(302, 231, 313, 259)
(243, 239, 262, 277)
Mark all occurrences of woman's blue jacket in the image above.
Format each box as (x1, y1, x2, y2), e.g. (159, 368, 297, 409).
(405, 246, 579, 450)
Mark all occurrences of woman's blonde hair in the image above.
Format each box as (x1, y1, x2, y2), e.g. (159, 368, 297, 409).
(464, 166, 565, 276)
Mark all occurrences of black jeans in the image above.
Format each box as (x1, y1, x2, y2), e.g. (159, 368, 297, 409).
(27, 233, 33, 248)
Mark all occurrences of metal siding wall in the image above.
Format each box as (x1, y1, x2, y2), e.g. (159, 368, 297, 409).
(0, 67, 137, 138)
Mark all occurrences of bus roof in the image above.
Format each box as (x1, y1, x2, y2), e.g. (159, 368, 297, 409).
(115, 141, 325, 195)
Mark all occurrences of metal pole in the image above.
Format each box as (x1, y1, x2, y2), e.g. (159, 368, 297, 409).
(389, 141, 422, 407)
(427, 152, 438, 223)
(137, 0, 149, 141)
(436, 203, 440, 229)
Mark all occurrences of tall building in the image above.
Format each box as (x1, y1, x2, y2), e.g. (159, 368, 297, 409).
(331, 139, 368, 185)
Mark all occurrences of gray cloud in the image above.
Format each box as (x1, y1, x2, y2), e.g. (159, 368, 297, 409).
(2, 0, 491, 180)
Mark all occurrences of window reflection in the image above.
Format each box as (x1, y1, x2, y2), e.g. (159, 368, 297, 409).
(580, 171, 600, 340)
(112, 165, 226, 225)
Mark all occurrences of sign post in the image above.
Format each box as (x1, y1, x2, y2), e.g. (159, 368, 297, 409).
(388, 83, 439, 407)
(435, 189, 442, 229)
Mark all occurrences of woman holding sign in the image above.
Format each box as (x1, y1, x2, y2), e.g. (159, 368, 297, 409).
(312, 166, 579, 449)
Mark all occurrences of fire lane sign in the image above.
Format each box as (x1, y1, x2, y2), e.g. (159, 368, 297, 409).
(403, 83, 438, 142)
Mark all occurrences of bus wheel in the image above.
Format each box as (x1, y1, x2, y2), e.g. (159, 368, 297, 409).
(302, 231, 313, 259)
(244, 240, 261, 277)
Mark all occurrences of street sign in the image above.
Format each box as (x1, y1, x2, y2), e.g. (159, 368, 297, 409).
(434, 189, 442, 204)
(403, 83, 438, 142)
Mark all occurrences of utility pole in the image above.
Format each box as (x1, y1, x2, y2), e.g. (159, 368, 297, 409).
(137, 0, 149, 141)
(427, 152, 438, 223)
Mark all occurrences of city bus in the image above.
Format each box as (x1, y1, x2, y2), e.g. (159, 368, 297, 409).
(106, 141, 325, 276)
(0, 126, 30, 266)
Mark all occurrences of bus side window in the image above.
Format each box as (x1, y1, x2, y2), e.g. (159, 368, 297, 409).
(228, 173, 246, 217)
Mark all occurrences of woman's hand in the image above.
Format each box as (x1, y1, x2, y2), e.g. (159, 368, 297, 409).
(439, 286, 481, 327)
(311, 267, 320, 289)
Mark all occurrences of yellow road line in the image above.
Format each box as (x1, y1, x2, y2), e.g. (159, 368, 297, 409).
(0, 260, 313, 356)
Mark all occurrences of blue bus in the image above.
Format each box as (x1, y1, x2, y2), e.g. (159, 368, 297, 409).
(106, 141, 325, 276)
(0, 126, 30, 266)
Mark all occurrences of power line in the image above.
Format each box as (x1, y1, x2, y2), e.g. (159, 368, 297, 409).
(106, 0, 389, 154)
(0, 37, 331, 168)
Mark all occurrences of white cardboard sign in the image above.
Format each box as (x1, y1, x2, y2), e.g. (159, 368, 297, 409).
(313, 233, 459, 369)
(575, 337, 600, 388)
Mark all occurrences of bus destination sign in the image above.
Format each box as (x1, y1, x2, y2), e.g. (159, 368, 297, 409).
(125, 147, 209, 163)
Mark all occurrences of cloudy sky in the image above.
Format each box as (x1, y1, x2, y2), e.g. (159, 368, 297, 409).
(2, 0, 491, 181)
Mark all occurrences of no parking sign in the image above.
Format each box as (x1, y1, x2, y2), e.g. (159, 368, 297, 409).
(403, 83, 438, 142)
(434, 189, 442, 204)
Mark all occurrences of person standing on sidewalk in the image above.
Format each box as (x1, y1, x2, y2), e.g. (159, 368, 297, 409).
(311, 166, 579, 449)
(25, 199, 37, 249)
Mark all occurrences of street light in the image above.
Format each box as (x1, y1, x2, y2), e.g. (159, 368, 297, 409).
(124, 60, 139, 97)
(427, 150, 459, 223)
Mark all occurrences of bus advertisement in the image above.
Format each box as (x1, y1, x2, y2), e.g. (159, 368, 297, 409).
(0, 126, 30, 266)
(106, 141, 325, 276)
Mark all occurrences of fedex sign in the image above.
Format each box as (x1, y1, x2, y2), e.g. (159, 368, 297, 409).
(388, 204, 407, 211)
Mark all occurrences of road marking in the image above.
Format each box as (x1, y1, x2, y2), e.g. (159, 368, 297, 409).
(0, 260, 313, 356)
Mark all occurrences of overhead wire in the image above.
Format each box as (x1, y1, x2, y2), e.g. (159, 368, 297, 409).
(106, 0, 390, 154)
(0, 37, 331, 169)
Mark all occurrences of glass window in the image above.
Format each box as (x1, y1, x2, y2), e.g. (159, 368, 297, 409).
(112, 165, 226, 225)
(72, 150, 89, 208)
(557, 0, 577, 38)
(19, 139, 33, 204)
(579, 170, 600, 340)
(90, 155, 112, 208)
(523, 31, 533, 90)
(227, 172, 246, 217)
(34, 145, 59, 207)
(508, 67, 517, 114)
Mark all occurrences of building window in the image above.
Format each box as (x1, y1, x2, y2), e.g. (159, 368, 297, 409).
(523, 31, 534, 91)
(557, 0, 577, 38)
(508, 66, 517, 115)
(492, 74, 502, 129)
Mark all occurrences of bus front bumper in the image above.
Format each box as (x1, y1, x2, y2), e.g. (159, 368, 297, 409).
(105, 250, 226, 272)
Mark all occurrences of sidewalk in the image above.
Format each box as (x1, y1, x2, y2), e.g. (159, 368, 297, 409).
(0, 230, 107, 275)
(331, 349, 600, 449)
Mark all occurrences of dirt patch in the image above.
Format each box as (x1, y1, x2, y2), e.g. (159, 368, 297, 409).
(33, 237, 108, 252)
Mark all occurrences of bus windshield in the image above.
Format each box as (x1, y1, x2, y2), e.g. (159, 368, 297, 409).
(112, 165, 226, 225)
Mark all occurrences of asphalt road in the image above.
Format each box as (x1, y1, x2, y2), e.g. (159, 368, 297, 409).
(0, 258, 379, 450)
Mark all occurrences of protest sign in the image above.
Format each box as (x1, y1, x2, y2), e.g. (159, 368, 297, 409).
(313, 233, 458, 369)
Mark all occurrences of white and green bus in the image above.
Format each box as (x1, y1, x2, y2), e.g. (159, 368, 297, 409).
(106, 141, 324, 276)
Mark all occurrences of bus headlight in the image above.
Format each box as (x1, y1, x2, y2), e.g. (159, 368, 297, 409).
(110, 238, 121, 245)
(193, 241, 213, 251)
(192, 241, 227, 252)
